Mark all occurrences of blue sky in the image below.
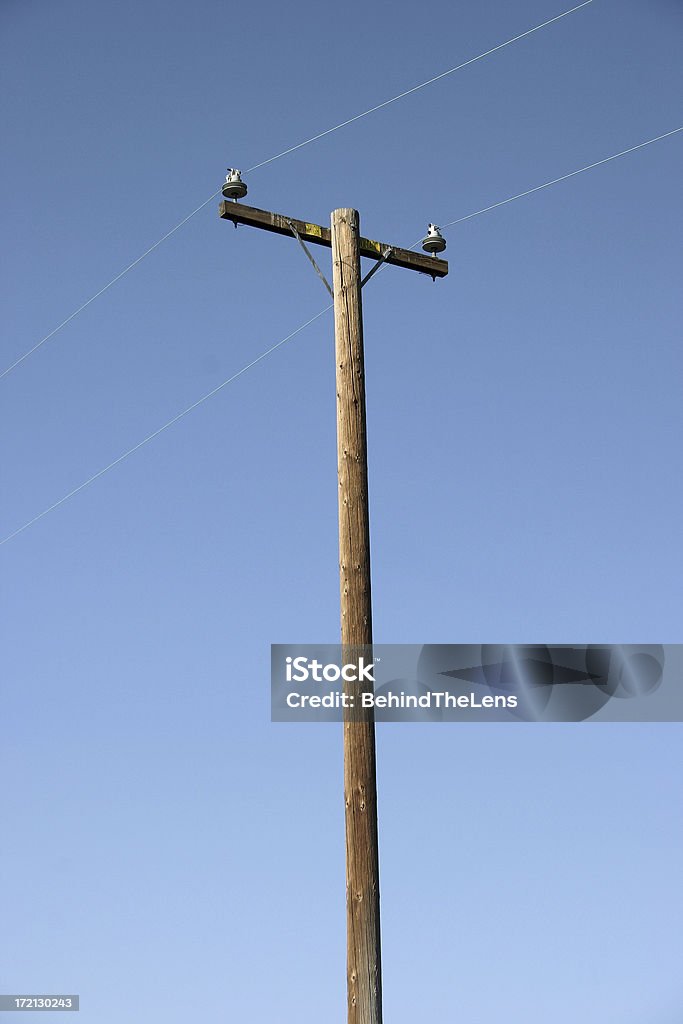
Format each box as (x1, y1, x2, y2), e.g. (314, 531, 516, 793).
(1, 1, 681, 1021)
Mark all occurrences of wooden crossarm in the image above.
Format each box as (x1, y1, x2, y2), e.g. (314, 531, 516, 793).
(219, 201, 448, 279)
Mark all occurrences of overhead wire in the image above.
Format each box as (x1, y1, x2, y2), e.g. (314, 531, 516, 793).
(0, 193, 222, 382)
(441, 125, 683, 228)
(374, 124, 683, 263)
(0, 0, 593, 382)
(245, 1, 593, 173)
(0, 306, 332, 547)
(2, 122, 681, 548)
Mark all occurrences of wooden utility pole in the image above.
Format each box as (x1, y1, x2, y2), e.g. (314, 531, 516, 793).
(220, 197, 447, 1024)
(331, 208, 381, 1024)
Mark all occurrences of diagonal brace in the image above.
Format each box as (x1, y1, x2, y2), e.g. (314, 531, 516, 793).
(286, 219, 334, 298)
(361, 247, 394, 288)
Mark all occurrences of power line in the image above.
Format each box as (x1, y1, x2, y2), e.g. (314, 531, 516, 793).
(246, 1, 593, 173)
(0, 192, 222, 382)
(388, 124, 683, 258)
(5, 120, 679, 548)
(441, 125, 683, 227)
(0, 0, 593, 383)
(0, 306, 331, 547)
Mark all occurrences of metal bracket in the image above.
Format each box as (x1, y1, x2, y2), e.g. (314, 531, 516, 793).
(286, 219, 334, 298)
(361, 247, 394, 288)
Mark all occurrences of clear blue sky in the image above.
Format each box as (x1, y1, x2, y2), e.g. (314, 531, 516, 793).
(1, 1, 682, 1021)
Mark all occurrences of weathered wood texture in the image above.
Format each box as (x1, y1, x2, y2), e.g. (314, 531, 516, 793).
(331, 208, 383, 1024)
(219, 200, 448, 279)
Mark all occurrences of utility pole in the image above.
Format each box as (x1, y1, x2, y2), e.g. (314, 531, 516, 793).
(220, 187, 447, 1024)
(331, 207, 381, 1024)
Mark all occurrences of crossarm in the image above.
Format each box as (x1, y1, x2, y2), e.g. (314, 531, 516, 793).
(218, 201, 448, 279)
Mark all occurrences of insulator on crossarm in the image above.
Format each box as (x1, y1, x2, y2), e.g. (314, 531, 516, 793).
(222, 168, 248, 201)
(421, 223, 446, 255)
